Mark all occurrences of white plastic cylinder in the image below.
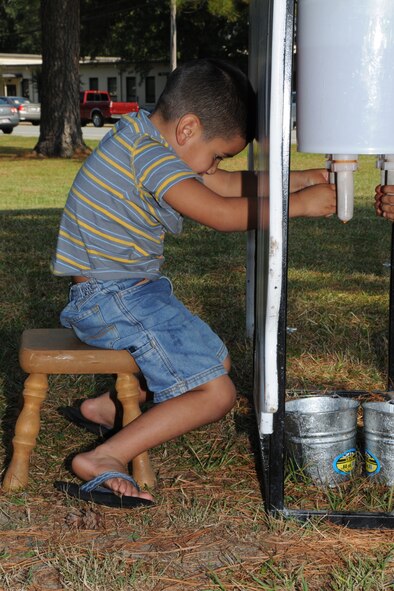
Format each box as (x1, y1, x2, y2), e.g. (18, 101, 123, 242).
(376, 155, 386, 185)
(331, 155, 358, 223)
(385, 155, 394, 185)
(376, 154, 394, 185)
(297, 0, 394, 155)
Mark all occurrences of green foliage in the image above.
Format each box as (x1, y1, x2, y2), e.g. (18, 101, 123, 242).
(0, 0, 249, 73)
(0, 0, 41, 53)
(80, 0, 249, 71)
(207, 0, 243, 19)
(328, 551, 394, 591)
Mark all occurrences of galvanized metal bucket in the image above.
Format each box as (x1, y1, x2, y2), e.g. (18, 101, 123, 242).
(363, 400, 394, 486)
(285, 396, 359, 487)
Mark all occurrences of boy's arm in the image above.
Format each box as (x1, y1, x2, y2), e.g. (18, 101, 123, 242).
(163, 178, 336, 232)
(202, 169, 258, 197)
(203, 168, 329, 197)
(164, 179, 258, 231)
(290, 169, 329, 192)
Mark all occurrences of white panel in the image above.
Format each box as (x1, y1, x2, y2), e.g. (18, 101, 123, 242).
(297, 0, 394, 154)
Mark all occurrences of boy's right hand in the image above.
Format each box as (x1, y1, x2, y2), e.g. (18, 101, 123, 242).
(289, 183, 336, 218)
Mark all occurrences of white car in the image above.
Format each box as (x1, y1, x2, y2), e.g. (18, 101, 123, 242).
(0, 96, 40, 125)
(0, 98, 19, 134)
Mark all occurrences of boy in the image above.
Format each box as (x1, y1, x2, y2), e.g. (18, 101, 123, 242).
(53, 59, 336, 506)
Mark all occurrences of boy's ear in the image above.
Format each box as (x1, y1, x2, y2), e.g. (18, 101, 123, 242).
(176, 114, 202, 146)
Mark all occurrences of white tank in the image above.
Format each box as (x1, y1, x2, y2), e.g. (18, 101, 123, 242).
(297, 0, 394, 155)
(297, 0, 394, 222)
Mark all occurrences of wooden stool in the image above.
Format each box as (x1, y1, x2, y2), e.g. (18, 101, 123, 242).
(2, 328, 156, 492)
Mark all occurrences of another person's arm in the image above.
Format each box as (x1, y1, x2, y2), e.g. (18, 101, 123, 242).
(375, 184, 394, 220)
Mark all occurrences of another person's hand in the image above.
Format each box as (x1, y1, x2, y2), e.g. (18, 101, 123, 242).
(290, 183, 336, 218)
(375, 184, 394, 220)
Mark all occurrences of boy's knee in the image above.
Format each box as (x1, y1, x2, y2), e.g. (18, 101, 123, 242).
(227, 381, 237, 409)
(198, 374, 236, 420)
(218, 376, 237, 414)
(223, 354, 231, 373)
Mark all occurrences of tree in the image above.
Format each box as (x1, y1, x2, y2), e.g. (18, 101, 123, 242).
(1, 1, 249, 72)
(79, 0, 249, 73)
(177, 0, 249, 68)
(34, 0, 89, 158)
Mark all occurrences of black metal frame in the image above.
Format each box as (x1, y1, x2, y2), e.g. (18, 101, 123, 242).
(251, 0, 394, 530)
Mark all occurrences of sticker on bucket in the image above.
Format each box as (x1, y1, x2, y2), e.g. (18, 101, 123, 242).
(365, 449, 381, 475)
(333, 448, 356, 475)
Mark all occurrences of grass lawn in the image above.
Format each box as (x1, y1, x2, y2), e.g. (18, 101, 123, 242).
(0, 136, 393, 590)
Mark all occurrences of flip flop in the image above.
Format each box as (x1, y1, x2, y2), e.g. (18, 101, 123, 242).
(58, 406, 118, 438)
(54, 471, 154, 508)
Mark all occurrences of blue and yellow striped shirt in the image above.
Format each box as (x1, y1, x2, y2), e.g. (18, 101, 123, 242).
(52, 110, 198, 279)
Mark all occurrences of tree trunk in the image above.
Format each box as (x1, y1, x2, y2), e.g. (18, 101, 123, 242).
(34, 0, 89, 157)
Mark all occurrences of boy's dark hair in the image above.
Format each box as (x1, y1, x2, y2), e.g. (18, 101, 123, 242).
(153, 58, 256, 144)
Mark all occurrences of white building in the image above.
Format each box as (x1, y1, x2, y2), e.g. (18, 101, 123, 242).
(0, 54, 170, 110)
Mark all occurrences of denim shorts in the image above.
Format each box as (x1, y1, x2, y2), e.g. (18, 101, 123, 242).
(60, 277, 229, 403)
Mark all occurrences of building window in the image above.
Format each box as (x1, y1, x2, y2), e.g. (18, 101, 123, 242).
(107, 77, 117, 100)
(6, 84, 17, 96)
(126, 77, 137, 102)
(145, 76, 155, 104)
(89, 77, 99, 90)
(21, 79, 30, 98)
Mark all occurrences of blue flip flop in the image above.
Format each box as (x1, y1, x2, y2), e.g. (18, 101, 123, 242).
(58, 406, 118, 438)
(54, 471, 154, 508)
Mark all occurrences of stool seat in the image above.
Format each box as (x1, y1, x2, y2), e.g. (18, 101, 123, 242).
(3, 328, 156, 493)
(20, 328, 138, 374)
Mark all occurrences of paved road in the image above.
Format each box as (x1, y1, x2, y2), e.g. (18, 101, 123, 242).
(11, 122, 298, 144)
(10, 122, 110, 141)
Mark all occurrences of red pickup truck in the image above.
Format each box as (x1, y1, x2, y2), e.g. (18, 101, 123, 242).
(80, 90, 139, 127)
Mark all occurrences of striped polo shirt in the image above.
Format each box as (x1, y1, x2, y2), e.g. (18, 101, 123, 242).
(52, 110, 198, 279)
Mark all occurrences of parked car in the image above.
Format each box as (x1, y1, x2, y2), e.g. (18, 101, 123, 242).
(0, 96, 40, 125)
(0, 98, 19, 134)
(80, 90, 139, 127)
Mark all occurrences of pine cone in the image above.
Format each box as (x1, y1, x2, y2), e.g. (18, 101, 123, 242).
(82, 508, 104, 529)
(65, 508, 83, 528)
(65, 508, 104, 529)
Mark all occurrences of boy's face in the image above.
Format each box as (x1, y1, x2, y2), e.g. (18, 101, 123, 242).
(180, 132, 246, 176)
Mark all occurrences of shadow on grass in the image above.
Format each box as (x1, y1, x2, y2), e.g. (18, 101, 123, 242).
(0, 205, 392, 493)
(0, 145, 36, 159)
(0, 208, 68, 469)
(289, 203, 392, 277)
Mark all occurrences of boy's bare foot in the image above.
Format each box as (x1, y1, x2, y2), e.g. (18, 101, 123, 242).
(72, 449, 154, 501)
(79, 383, 150, 429)
(80, 391, 115, 429)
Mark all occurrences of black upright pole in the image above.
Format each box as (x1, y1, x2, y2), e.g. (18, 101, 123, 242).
(388, 224, 394, 390)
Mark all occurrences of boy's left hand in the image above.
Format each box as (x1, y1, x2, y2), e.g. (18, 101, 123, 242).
(290, 168, 329, 193)
(290, 183, 336, 218)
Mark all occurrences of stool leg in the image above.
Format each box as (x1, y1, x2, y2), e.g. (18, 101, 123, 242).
(115, 373, 156, 488)
(2, 373, 48, 492)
